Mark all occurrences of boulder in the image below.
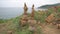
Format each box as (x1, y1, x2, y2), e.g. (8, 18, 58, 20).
(7, 31, 12, 34)
(45, 13, 55, 24)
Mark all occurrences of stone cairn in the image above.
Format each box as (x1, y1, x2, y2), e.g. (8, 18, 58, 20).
(24, 3, 28, 15)
(31, 4, 35, 19)
(28, 4, 37, 34)
(20, 3, 41, 34)
(20, 3, 28, 27)
(28, 4, 36, 26)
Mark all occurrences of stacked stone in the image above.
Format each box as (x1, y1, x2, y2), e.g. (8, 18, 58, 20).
(28, 4, 37, 26)
(23, 3, 28, 21)
(24, 3, 28, 15)
(28, 5, 37, 34)
(20, 3, 28, 27)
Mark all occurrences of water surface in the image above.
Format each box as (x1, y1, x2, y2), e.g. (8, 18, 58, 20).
(0, 7, 32, 19)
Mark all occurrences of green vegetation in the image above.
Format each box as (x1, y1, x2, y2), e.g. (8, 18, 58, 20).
(0, 8, 60, 34)
(0, 19, 8, 23)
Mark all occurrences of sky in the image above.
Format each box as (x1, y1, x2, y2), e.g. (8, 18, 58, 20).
(0, 0, 60, 7)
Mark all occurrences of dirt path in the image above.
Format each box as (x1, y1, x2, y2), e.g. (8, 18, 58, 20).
(41, 23, 60, 34)
(0, 21, 60, 34)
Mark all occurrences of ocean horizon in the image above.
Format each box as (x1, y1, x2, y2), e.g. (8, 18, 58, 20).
(0, 7, 37, 19)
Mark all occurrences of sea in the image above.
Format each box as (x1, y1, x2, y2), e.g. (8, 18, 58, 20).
(0, 7, 37, 19)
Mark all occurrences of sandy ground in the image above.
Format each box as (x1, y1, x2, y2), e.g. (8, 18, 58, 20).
(40, 23, 60, 34)
(0, 21, 60, 34)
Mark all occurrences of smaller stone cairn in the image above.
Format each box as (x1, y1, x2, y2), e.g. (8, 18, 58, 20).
(28, 4, 37, 25)
(28, 4, 37, 34)
(28, 4, 37, 26)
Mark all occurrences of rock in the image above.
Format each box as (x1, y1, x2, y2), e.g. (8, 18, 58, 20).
(22, 15, 28, 21)
(37, 21, 41, 25)
(20, 20, 27, 27)
(20, 15, 28, 26)
(45, 13, 55, 24)
(28, 19, 37, 26)
(55, 18, 60, 29)
(7, 31, 12, 34)
(28, 26, 37, 34)
(57, 24, 60, 29)
(29, 26, 36, 31)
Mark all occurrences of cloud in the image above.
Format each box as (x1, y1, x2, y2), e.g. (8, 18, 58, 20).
(0, 0, 60, 7)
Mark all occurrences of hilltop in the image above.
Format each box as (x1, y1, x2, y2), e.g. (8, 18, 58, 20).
(38, 3, 60, 9)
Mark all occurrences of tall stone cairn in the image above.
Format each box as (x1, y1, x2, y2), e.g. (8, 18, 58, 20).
(20, 3, 28, 27)
(24, 3, 28, 15)
(31, 4, 35, 19)
(23, 3, 28, 21)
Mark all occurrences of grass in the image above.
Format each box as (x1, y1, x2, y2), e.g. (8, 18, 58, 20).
(0, 8, 60, 34)
(0, 19, 8, 23)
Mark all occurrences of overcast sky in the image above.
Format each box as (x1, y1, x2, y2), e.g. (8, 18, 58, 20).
(0, 0, 60, 7)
